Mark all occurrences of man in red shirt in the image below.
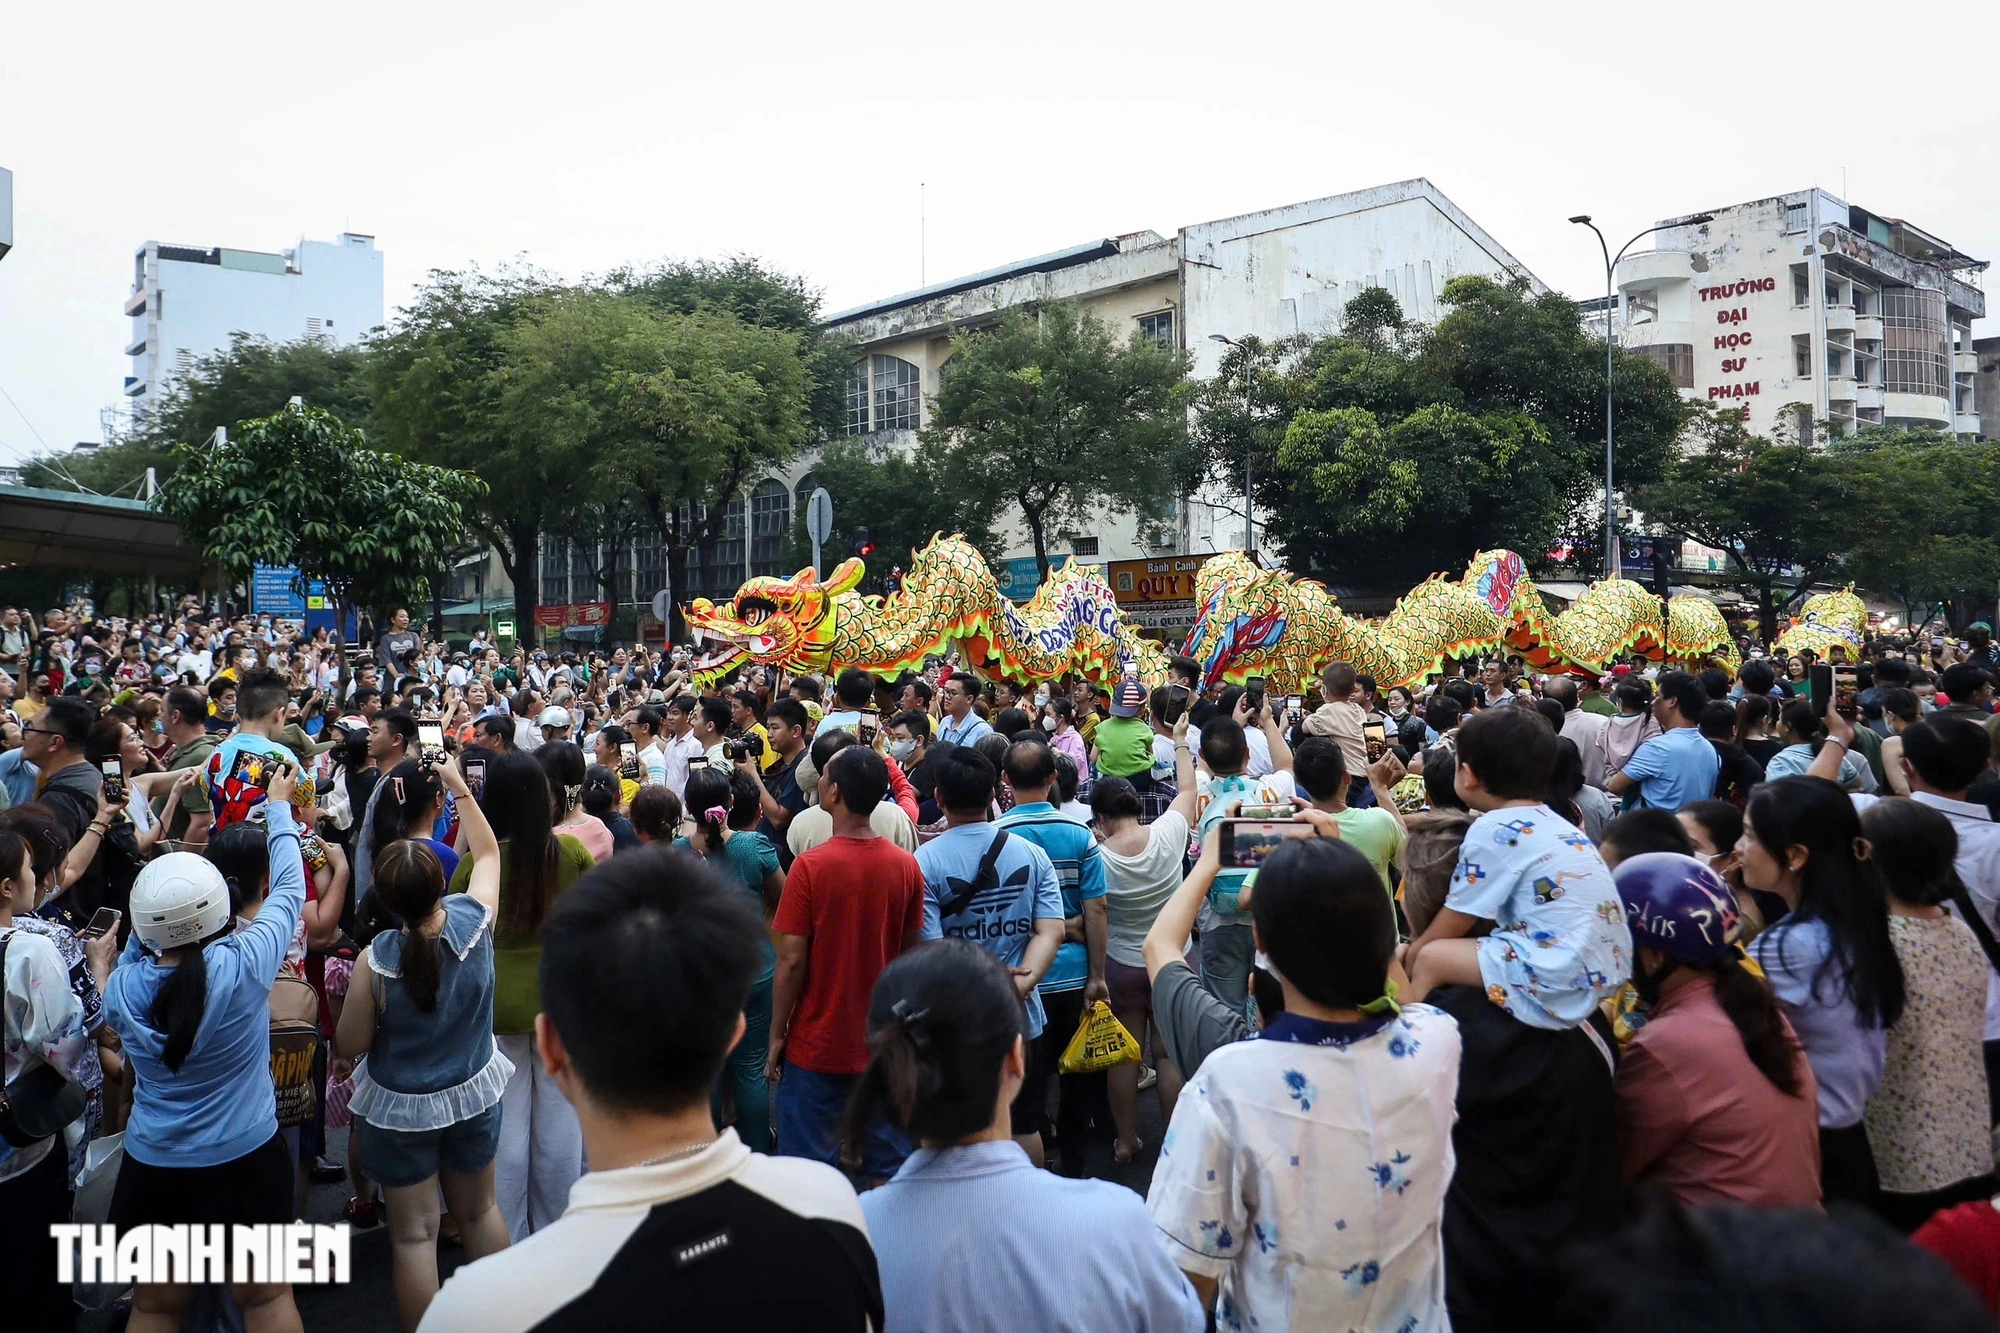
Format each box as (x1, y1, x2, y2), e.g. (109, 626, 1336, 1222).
(767, 744, 926, 1182)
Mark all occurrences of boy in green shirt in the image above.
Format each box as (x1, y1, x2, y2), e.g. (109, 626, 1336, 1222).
(1092, 679, 1157, 778)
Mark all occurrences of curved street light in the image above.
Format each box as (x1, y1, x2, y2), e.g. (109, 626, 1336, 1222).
(1570, 212, 1713, 579)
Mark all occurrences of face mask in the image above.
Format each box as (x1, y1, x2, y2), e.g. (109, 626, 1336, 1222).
(1041, 716, 1057, 731)
(1034, 691, 1049, 708)
(890, 739, 917, 761)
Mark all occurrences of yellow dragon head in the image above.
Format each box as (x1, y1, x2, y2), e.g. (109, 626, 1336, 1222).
(1181, 555, 1299, 692)
(1774, 587, 1867, 658)
(683, 559, 866, 682)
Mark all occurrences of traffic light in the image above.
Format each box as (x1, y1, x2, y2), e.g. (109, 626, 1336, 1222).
(852, 528, 875, 559)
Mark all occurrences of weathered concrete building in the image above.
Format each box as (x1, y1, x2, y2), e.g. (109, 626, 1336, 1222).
(819, 178, 1541, 578)
(1609, 190, 1985, 441)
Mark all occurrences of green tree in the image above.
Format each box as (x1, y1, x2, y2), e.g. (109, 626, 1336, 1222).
(615, 256, 855, 443)
(1207, 275, 1688, 587)
(1633, 410, 1866, 644)
(1835, 428, 2000, 631)
(496, 289, 813, 622)
(785, 437, 1006, 580)
(153, 401, 485, 675)
(922, 301, 1194, 582)
(22, 333, 374, 497)
(368, 267, 565, 629)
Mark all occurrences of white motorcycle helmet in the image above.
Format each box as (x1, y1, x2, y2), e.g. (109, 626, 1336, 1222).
(129, 852, 233, 953)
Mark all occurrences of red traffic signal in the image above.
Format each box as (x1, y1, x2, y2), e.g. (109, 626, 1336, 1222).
(853, 527, 875, 559)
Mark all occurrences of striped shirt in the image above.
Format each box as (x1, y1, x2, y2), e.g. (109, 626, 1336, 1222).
(997, 802, 1104, 995)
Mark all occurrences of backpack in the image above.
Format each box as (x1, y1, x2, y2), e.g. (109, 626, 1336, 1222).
(269, 973, 320, 1128)
(937, 830, 1013, 921)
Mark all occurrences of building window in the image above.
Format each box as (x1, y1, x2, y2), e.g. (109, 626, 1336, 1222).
(749, 479, 790, 578)
(1792, 264, 1811, 307)
(871, 354, 922, 432)
(1624, 289, 1659, 326)
(793, 473, 818, 524)
(541, 537, 569, 607)
(1882, 286, 1949, 396)
(634, 530, 665, 600)
(1794, 335, 1814, 378)
(571, 543, 597, 604)
(694, 498, 747, 595)
(1136, 311, 1174, 349)
(1634, 343, 1693, 389)
(844, 368, 870, 435)
(1072, 536, 1100, 557)
(1784, 201, 1809, 235)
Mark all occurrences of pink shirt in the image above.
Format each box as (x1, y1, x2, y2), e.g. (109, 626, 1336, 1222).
(1616, 973, 1822, 1209)
(1050, 727, 1088, 771)
(558, 813, 615, 864)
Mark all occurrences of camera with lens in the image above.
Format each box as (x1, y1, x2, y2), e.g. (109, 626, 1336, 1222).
(729, 732, 766, 763)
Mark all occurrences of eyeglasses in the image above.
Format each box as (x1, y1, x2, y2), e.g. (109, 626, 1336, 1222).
(19, 726, 61, 738)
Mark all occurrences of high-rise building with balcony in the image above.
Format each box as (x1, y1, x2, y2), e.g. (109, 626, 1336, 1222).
(1605, 190, 1984, 441)
(122, 231, 383, 406)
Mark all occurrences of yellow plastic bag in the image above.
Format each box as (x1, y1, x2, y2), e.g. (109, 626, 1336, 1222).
(1058, 1000, 1143, 1074)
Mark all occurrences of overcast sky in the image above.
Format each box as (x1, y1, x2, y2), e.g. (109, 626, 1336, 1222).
(2, 0, 1994, 462)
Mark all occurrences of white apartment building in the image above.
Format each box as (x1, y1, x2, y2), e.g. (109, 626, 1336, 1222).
(1608, 190, 1985, 440)
(819, 178, 1541, 571)
(0, 167, 13, 264)
(122, 232, 384, 404)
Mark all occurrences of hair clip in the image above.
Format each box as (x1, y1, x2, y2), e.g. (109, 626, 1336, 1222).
(392, 775, 406, 804)
(889, 998, 933, 1052)
(703, 805, 729, 824)
(1357, 978, 1402, 1017)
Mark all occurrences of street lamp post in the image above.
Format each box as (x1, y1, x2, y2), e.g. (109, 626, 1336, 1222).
(1208, 333, 1255, 558)
(1568, 213, 1713, 580)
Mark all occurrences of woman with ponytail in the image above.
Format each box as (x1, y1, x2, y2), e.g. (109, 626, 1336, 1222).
(536, 741, 613, 864)
(448, 747, 594, 1241)
(1857, 798, 1996, 1232)
(852, 940, 1203, 1333)
(1610, 852, 1820, 1209)
(369, 758, 460, 882)
(1744, 775, 1907, 1207)
(672, 766, 782, 1153)
(104, 762, 308, 1332)
(337, 754, 513, 1328)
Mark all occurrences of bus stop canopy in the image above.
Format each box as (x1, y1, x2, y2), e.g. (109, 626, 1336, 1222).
(0, 484, 202, 578)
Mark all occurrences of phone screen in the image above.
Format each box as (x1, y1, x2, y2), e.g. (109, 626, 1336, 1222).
(80, 907, 122, 941)
(100, 757, 125, 801)
(460, 750, 487, 798)
(1218, 819, 1313, 870)
(1363, 719, 1387, 759)
(1809, 664, 1835, 717)
(619, 741, 637, 761)
(1286, 695, 1303, 724)
(418, 721, 445, 754)
(858, 710, 879, 741)
(1833, 668, 1859, 719)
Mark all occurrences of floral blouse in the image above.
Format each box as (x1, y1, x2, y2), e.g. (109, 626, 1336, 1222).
(0, 924, 91, 1184)
(1147, 1006, 1462, 1333)
(1866, 913, 1993, 1195)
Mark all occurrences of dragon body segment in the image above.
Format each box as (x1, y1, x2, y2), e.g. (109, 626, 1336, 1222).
(683, 534, 1167, 686)
(686, 535, 1736, 692)
(1773, 587, 1867, 657)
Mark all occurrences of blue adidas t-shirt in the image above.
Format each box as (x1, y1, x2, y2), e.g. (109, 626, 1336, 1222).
(918, 822, 1065, 1038)
(997, 802, 1106, 996)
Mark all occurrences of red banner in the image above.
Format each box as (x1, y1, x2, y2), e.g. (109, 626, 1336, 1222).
(534, 603, 612, 629)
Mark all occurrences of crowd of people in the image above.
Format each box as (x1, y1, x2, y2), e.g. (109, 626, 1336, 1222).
(5, 598, 2000, 1331)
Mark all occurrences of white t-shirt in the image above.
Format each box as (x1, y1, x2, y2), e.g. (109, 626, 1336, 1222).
(1100, 810, 1191, 968)
(786, 802, 917, 858)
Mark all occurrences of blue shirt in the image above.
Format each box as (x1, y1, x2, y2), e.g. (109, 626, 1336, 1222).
(1750, 916, 1885, 1129)
(918, 823, 1064, 1038)
(105, 805, 305, 1168)
(862, 1140, 1203, 1333)
(1618, 725, 1720, 812)
(936, 713, 993, 747)
(996, 802, 1105, 996)
(0, 746, 36, 807)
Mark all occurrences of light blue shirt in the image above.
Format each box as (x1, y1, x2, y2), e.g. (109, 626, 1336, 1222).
(997, 802, 1106, 995)
(106, 805, 305, 1168)
(862, 1140, 1202, 1333)
(1764, 742, 1876, 793)
(0, 747, 36, 807)
(936, 712, 993, 748)
(918, 823, 1064, 1038)
(1751, 916, 1885, 1128)
(1619, 725, 1721, 811)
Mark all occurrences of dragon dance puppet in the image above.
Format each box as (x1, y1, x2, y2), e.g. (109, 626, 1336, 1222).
(1771, 587, 1868, 658)
(684, 536, 1737, 692)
